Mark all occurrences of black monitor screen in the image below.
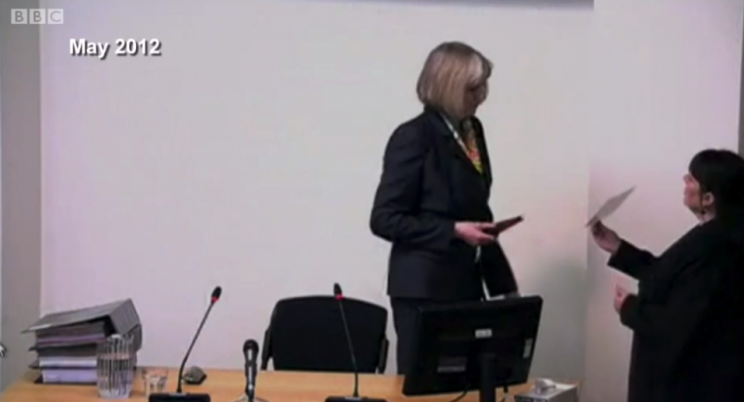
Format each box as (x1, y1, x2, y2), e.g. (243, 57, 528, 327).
(402, 296, 542, 399)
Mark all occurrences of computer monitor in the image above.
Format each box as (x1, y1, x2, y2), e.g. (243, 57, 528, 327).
(402, 296, 543, 402)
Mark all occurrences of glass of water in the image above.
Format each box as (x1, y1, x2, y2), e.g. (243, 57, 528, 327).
(96, 334, 135, 399)
(142, 367, 169, 397)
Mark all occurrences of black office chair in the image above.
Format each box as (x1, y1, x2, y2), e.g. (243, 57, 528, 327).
(260, 295, 389, 374)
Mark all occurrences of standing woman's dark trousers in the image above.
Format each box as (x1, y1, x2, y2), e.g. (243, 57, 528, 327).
(391, 296, 485, 375)
(390, 298, 430, 375)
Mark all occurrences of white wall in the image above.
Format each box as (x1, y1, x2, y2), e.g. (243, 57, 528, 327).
(37, 0, 742, 400)
(39, 0, 592, 379)
(584, 1, 743, 401)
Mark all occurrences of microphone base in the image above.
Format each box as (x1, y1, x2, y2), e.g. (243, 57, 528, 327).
(326, 396, 387, 402)
(148, 393, 211, 402)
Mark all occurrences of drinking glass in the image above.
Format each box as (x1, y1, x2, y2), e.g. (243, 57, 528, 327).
(142, 367, 169, 397)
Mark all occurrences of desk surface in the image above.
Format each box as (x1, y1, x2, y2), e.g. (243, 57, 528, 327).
(0, 369, 533, 402)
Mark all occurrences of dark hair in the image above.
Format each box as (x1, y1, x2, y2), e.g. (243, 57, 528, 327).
(688, 149, 744, 216)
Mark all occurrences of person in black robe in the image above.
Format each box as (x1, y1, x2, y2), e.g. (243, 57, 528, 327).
(591, 148, 744, 402)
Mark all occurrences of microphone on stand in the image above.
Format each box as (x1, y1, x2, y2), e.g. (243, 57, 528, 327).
(325, 283, 387, 402)
(148, 286, 222, 402)
(243, 339, 259, 402)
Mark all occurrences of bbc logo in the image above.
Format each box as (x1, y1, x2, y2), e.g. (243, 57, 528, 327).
(11, 9, 64, 24)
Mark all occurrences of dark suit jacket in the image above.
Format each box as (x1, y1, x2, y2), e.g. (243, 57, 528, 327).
(609, 215, 744, 402)
(369, 107, 518, 301)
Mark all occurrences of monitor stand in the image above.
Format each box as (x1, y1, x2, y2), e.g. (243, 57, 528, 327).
(478, 354, 500, 402)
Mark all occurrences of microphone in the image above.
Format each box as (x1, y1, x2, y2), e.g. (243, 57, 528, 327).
(325, 284, 387, 402)
(334, 283, 359, 398)
(148, 286, 221, 402)
(243, 339, 259, 402)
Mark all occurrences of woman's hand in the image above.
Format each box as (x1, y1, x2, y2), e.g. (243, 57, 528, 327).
(591, 221, 622, 254)
(454, 222, 496, 246)
(614, 284, 631, 313)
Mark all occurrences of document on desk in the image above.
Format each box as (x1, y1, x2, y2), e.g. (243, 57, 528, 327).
(586, 186, 635, 227)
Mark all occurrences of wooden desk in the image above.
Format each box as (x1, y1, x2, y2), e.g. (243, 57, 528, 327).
(0, 369, 532, 402)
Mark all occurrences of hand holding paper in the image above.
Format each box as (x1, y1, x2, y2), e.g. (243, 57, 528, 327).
(590, 220, 621, 254)
(586, 187, 635, 227)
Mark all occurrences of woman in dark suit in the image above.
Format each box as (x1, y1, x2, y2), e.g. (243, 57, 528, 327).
(369, 42, 519, 375)
(591, 149, 744, 402)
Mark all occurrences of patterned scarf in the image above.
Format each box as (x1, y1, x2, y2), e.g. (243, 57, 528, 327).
(455, 119, 483, 174)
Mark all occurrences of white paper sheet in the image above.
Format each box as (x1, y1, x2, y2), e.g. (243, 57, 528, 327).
(586, 187, 635, 227)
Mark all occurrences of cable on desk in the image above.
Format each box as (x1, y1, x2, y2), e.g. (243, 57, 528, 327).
(229, 395, 269, 402)
(448, 389, 468, 402)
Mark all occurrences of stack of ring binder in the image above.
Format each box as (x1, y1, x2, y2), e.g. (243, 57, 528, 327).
(23, 299, 143, 385)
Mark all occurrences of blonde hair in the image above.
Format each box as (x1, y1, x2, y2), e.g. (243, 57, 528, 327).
(416, 42, 493, 119)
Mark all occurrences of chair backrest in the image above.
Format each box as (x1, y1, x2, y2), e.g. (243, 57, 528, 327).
(260, 295, 388, 373)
